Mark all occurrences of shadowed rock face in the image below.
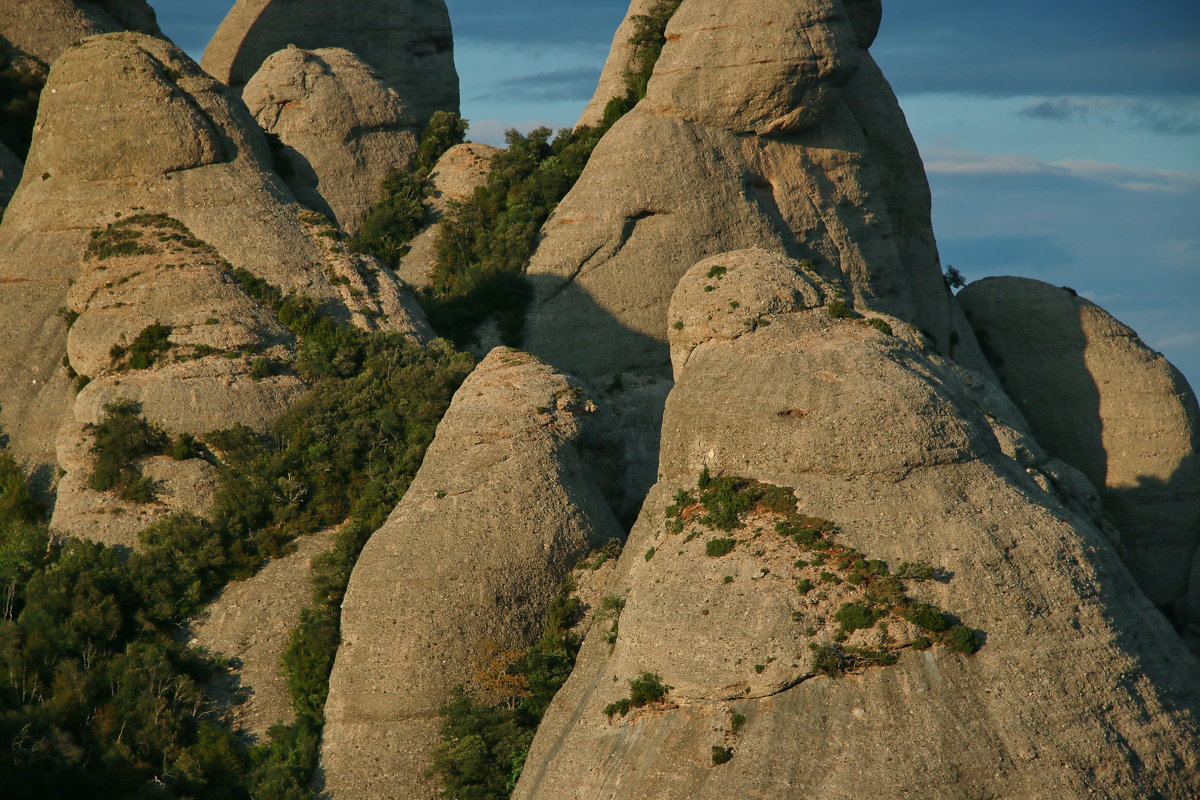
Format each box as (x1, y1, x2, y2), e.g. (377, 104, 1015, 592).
(201, 0, 458, 126)
(0, 33, 429, 501)
(512, 251, 1200, 800)
(0, 0, 159, 67)
(958, 276, 1200, 627)
(319, 348, 622, 800)
(242, 46, 420, 235)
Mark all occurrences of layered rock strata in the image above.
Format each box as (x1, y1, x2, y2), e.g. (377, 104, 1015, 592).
(242, 46, 421, 234)
(958, 276, 1200, 630)
(512, 250, 1200, 800)
(201, 0, 458, 125)
(320, 348, 621, 799)
(0, 33, 429, 510)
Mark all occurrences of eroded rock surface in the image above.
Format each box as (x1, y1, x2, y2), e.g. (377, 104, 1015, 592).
(396, 141, 500, 288)
(958, 276, 1200, 623)
(0, 33, 429, 515)
(513, 251, 1200, 800)
(201, 0, 458, 125)
(320, 348, 621, 799)
(242, 46, 420, 234)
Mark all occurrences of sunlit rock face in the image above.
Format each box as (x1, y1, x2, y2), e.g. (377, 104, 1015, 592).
(523, 0, 985, 516)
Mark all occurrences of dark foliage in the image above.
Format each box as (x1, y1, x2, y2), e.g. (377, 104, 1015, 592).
(0, 52, 43, 160)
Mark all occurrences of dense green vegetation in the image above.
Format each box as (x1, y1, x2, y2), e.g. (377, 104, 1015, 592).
(428, 594, 583, 799)
(0, 264, 473, 796)
(351, 0, 684, 350)
(0, 52, 43, 160)
(353, 111, 468, 266)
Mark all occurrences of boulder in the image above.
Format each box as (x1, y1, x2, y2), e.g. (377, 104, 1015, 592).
(0, 0, 159, 67)
(396, 141, 500, 288)
(320, 348, 621, 799)
(200, 0, 458, 126)
(513, 251, 1200, 800)
(242, 46, 420, 234)
(0, 33, 428, 479)
(957, 276, 1200, 618)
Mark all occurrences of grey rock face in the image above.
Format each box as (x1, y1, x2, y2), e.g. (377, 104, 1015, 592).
(575, 0, 657, 128)
(513, 251, 1200, 800)
(0, 0, 159, 67)
(0, 32, 428, 497)
(201, 0, 458, 126)
(242, 46, 420, 235)
(320, 348, 622, 799)
(957, 276, 1200, 621)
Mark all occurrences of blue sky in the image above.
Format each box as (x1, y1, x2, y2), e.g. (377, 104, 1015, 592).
(156, 1, 1200, 388)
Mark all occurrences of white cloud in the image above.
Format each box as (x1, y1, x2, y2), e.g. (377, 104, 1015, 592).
(922, 147, 1200, 193)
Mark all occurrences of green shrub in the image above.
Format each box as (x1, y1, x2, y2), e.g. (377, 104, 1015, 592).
(796, 578, 813, 594)
(644, 547, 656, 561)
(125, 322, 171, 369)
(711, 745, 733, 765)
(169, 432, 204, 461)
(866, 317, 893, 335)
(629, 672, 669, 706)
(87, 399, 169, 500)
(947, 624, 980, 654)
(705, 537, 736, 557)
(895, 560, 936, 581)
(826, 299, 854, 319)
(903, 603, 950, 632)
(729, 711, 746, 733)
(834, 602, 881, 633)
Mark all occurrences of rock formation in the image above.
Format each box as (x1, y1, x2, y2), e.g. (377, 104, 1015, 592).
(0, 141, 19, 217)
(522, 0, 990, 512)
(242, 46, 421, 234)
(0, 0, 159, 68)
(958, 276, 1200, 628)
(201, 0, 458, 126)
(574, 0, 657, 128)
(0, 33, 429, 537)
(512, 250, 1200, 800)
(190, 529, 338, 739)
(320, 348, 622, 799)
(396, 141, 500, 288)
(525, 0, 981, 381)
